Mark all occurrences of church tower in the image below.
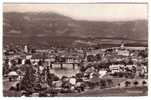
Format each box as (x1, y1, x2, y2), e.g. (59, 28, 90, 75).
(120, 41, 124, 49)
(24, 45, 28, 53)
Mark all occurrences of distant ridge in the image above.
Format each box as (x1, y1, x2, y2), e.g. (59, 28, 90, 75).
(3, 12, 148, 48)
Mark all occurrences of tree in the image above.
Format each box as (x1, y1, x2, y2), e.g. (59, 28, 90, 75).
(125, 81, 131, 87)
(118, 83, 120, 87)
(31, 48, 36, 53)
(3, 64, 9, 75)
(20, 64, 36, 92)
(142, 80, 147, 86)
(47, 73, 59, 87)
(100, 79, 106, 89)
(96, 54, 101, 61)
(106, 79, 113, 87)
(87, 55, 95, 62)
(133, 81, 139, 87)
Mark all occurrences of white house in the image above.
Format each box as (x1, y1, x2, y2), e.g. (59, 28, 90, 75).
(117, 49, 130, 56)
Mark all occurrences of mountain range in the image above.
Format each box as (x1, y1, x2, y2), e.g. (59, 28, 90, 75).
(3, 12, 148, 48)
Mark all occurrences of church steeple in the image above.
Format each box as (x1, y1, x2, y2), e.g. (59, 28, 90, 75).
(24, 45, 28, 53)
(120, 41, 124, 49)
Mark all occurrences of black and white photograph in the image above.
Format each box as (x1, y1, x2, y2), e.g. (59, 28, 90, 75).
(2, 3, 148, 97)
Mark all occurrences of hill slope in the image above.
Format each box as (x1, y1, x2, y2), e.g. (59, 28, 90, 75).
(3, 12, 148, 48)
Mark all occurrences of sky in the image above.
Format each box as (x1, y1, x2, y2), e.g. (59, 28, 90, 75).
(3, 3, 148, 21)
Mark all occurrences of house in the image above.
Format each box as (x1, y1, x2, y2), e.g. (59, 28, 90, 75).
(109, 64, 120, 73)
(117, 49, 130, 56)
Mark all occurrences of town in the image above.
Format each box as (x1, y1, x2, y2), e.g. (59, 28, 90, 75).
(3, 41, 148, 96)
(3, 3, 148, 97)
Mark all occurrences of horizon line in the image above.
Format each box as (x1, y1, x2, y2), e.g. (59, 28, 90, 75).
(3, 11, 148, 22)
